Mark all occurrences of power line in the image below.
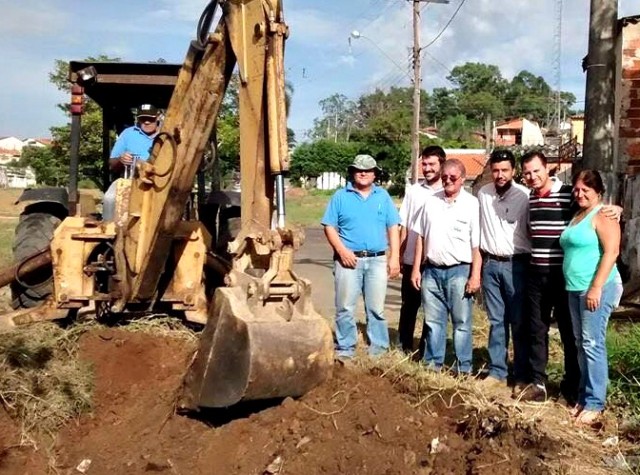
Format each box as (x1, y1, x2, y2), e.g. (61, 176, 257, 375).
(421, 0, 467, 51)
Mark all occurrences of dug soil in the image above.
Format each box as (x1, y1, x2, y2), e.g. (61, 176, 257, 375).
(0, 328, 559, 474)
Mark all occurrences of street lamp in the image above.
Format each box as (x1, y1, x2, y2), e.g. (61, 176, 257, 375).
(348, 30, 411, 80)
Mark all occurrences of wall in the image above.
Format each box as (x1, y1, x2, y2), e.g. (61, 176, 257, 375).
(618, 17, 640, 302)
(571, 117, 585, 145)
(619, 18, 640, 173)
(316, 172, 345, 190)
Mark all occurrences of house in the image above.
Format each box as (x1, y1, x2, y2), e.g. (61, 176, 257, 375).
(415, 148, 488, 190)
(0, 136, 50, 185)
(0, 165, 37, 188)
(0, 136, 50, 164)
(570, 115, 585, 145)
(0, 136, 25, 152)
(493, 118, 544, 147)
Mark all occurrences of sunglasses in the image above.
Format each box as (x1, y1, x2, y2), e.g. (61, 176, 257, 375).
(441, 174, 461, 182)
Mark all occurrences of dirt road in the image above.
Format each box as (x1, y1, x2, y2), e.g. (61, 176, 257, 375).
(295, 226, 403, 329)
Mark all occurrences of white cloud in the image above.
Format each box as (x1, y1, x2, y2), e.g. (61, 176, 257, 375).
(0, 1, 69, 36)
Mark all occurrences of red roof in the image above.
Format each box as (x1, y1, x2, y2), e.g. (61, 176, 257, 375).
(417, 150, 488, 180)
(495, 119, 523, 130)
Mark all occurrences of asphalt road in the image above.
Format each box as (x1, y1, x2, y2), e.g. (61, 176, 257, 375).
(294, 226, 403, 328)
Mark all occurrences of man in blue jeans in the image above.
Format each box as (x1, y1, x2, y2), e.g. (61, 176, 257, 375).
(410, 159, 482, 374)
(322, 154, 400, 359)
(477, 149, 531, 391)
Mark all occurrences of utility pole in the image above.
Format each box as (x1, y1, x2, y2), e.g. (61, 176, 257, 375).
(410, 0, 422, 184)
(409, 0, 448, 184)
(582, 0, 617, 198)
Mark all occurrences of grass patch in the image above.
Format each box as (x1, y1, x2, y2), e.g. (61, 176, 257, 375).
(0, 217, 18, 268)
(0, 322, 94, 447)
(286, 189, 332, 227)
(607, 323, 640, 415)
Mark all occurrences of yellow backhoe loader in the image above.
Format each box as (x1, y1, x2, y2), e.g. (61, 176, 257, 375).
(0, 0, 333, 409)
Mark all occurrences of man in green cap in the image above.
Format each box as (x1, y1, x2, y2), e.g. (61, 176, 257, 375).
(321, 154, 401, 359)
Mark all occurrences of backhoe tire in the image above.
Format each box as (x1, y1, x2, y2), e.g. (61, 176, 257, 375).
(10, 212, 61, 309)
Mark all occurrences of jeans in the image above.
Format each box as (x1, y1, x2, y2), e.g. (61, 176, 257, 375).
(102, 180, 117, 221)
(527, 268, 580, 399)
(421, 263, 473, 373)
(334, 255, 389, 357)
(568, 278, 623, 411)
(398, 264, 424, 352)
(482, 257, 528, 381)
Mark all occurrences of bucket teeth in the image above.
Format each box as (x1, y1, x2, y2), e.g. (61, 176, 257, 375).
(180, 286, 333, 409)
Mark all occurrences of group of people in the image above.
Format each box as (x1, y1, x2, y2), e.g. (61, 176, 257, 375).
(321, 147, 623, 427)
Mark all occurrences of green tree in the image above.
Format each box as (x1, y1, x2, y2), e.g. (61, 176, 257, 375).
(290, 140, 362, 181)
(447, 62, 507, 98)
(438, 114, 477, 146)
(311, 93, 358, 142)
(428, 87, 458, 126)
(21, 56, 121, 188)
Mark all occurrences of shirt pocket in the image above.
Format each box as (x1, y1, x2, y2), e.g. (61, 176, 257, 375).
(376, 204, 386, 224)
(452, 218, 470, 242)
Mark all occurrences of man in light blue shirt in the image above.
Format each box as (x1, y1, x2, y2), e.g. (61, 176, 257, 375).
(321, 154, 400, 359)
(102, 104, 160, 221)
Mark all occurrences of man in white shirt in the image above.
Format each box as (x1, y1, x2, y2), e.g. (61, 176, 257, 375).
(397, 145, 445, 354)
(477, 149, 531, 390)
(410, 159, 482, 374)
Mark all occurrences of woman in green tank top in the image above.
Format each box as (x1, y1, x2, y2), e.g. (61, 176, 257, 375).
(559, 170, 622, 427)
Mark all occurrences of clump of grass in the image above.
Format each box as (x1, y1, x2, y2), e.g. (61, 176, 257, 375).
(607, 323, 640, 415)
(0, 322, 94, 446)
(115, 315, 199, 343)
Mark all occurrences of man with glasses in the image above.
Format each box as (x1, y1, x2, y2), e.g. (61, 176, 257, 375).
(322, 154, 401, 360)
(103, 104, 161, 221)
(477, 149, 530, 391)
(397, 145, 445, 354)
(410, 159, 481, 374)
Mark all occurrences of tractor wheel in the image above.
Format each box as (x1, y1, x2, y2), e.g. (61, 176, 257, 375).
(10, 212, 61, 309)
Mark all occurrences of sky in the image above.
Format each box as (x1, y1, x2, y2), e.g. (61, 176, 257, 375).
(0, 0, 636, 141)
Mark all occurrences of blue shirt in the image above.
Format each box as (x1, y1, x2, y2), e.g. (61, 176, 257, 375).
(321, 182, 400, 253)
(110, 125, 156, 161)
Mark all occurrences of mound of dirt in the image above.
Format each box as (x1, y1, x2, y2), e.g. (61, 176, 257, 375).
(0, 328, 558, 474)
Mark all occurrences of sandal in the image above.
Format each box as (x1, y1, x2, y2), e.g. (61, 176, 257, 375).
(569, 404, 584, 418)
(575, 409, 602, 427)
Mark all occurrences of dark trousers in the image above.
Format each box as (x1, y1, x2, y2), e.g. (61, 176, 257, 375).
(527, 268, 580, 398)
(399, 264, 424, 353)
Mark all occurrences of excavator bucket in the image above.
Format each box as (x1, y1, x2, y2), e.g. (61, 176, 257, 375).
(180, 284, 334, 409)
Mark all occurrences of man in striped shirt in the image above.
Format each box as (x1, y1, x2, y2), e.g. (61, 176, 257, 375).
(520, 151, 619, 403)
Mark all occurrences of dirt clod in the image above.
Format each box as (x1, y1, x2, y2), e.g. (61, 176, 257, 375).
(0, 328, 560, 474)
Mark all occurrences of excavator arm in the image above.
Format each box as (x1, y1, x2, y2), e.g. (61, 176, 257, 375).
(0, 0, 333, 408)
(127, 0, 332, 408)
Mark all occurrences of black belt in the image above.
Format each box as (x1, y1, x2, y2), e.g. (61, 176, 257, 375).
(427, 261, 469, 269)
(483, 252, 530, 262)
(353, 250, 386, 258)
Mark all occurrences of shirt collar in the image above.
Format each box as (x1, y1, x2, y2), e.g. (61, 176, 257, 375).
(534, 177, 564, 197)
(346, 182, 379, 193)
(435, 188, 465, 203)
(422, 181, 443, 192)
(133, 125, 158, 138)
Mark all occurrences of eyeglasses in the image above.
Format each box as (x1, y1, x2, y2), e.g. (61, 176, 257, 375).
(355, 169, 375, 174)
(139, 117, 156, 123)
(441, 174, 461, 182)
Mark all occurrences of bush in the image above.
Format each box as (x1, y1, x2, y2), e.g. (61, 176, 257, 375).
(607, 323, 640, 415)
(78, 178, 98, 189)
